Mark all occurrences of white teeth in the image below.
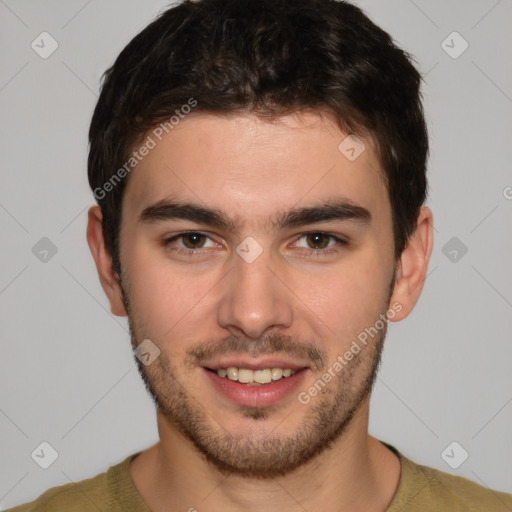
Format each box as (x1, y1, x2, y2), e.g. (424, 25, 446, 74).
(238, 369, 253, 383)
(271, 368, 283, 381)
(254, 369, 272, 384)
(216, 367, 296, 384)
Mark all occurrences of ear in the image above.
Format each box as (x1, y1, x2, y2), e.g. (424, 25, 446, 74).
(388, 206, 433, 322)
(86, 206, 127, 317)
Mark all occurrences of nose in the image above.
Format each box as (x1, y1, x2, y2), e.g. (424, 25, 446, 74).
(217, 247, 294, 340)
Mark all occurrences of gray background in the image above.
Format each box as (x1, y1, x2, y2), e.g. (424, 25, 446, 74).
(1, 0, 511, 508)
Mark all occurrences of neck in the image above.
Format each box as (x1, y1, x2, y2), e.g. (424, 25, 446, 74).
(129, 400, 401, 512)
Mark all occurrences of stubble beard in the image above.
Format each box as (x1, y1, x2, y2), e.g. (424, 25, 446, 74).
(120, 273, 392, 479)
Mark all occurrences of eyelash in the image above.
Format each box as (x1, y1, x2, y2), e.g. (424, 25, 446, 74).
(162, 231, 348, 257)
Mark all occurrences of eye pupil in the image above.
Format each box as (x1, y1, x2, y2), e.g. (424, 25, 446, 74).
(183, 233, 205, 248)
(307, 233, 329, 249)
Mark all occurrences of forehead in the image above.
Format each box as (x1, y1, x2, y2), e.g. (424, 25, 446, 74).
(122, 112, 389, 226)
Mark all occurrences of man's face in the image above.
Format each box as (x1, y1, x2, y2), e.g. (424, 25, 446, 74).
(118, 112, 397, 477)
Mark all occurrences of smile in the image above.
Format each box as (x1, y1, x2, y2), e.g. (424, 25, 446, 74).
(214, 367, 297, 385)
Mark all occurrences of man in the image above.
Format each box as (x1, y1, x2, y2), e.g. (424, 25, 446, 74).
(7, 0, 512, 510)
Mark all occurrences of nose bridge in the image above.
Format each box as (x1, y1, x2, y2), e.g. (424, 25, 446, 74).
(217, 245, 293, 338)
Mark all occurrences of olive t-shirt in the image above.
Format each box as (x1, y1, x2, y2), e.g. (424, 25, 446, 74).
(6, 442, 512, 511)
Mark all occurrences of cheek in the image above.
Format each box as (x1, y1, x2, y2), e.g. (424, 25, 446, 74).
(290, 255, 392, 346)
(122, 244, 221, 341)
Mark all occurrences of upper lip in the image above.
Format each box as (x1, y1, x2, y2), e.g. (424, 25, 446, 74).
(201, 355, 310, 372)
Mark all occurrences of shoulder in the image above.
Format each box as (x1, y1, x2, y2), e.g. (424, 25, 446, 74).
(5, 474, 104, 512)
(385, 442, 512, 512)
(413, 462, 512, 511)
(4, 453, 141, 512)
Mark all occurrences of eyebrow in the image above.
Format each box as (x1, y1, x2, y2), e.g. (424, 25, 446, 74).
(138, 198, 371, 231)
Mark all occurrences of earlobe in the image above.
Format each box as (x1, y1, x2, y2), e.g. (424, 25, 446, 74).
(86, 206, 128, 317)
(389, 206, 434, 322)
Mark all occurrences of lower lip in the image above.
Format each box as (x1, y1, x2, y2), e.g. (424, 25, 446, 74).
(203, 368, 309, 408)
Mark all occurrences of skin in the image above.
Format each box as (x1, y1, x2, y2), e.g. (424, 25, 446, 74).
(87, 111, 433, 512)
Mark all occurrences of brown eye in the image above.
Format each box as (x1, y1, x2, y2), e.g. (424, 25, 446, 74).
(293, 232, 347, 255)
(163, 231, 219, 255)
(306, 232, 331, 249)
(181, 232, 207, 248)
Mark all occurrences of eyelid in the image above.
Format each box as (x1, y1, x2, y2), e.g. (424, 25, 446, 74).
(293, 231, 349, 245)
(162, 230, 349, 255)
(285, 232, 349, 259)
(163, 231, 221, 249)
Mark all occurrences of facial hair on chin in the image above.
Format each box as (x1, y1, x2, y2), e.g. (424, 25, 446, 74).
(119, 268, 395, 478)
(125, 319, 387, 477)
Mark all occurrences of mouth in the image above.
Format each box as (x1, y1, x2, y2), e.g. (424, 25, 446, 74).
(201, 358, 310, 408)
(206, 366, 298, 385)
